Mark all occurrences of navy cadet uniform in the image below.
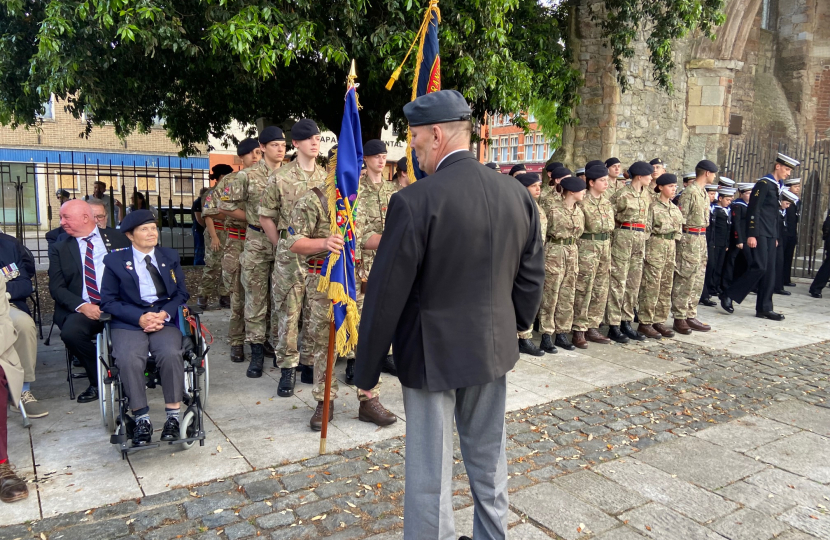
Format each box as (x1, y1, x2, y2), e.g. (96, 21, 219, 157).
(722, 183, 753, 290)
(777, 177, 801, 291)
(706, 187, 734, 297)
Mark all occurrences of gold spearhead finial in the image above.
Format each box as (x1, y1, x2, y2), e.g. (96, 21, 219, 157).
(349, 59, 357, 79)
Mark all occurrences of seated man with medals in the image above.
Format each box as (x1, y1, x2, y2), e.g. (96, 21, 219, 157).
(100, 210, 190, 446)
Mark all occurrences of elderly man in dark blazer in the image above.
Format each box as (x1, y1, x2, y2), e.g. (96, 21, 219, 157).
(355, 90, 545, 540)
(48, 200, 131, 403)
(100, 210, 189, 447)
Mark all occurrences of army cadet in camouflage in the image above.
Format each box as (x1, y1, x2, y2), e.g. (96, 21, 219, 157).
(539, 165, 571, 213)
(197, 167, 231, 308)
(216, 138, 261, 363)
(606, 160, 653, 344)
(515, 173, 547, 356)
(604, 157, 627, 201)
(670, 159, 719, 335)
(225, 126, 285, 378)
(638, 174, 684, 339)
(286, 182, 396, 430)
(392, 156, 410, 191)
(571, 165, 615, 348)
(539, 175, 586, 353)
(259, 119, 326, 397)
(353, 140, 398, 381)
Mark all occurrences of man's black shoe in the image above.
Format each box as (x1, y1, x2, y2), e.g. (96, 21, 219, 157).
(698, 296, 717, 307)
(720, 295, 734, 314)
(381, 355, 397, 376)
(300, 364, 313, 384)
(620, 321, 645, 341)
(277, 368, 296, 397)
(132, 418, 153, 446)
(540, 334, 557, 354)
(518, 338, 545, 357)
(77, 385, 99, 403)
(554, 333, 575, 351)
(607, 325, 630, 344)
(160, 416, 180, 442)
(246, 344, 264, 378)
(773, 289, 792, 296)
(809, 290, 822, 299)
(784, 282, 797, 287)
(757, 311, 785, 321)
(345, 359, 355, 384)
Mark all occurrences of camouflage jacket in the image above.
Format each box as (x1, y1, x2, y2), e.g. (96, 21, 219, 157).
(605, 179, 628, 201)
(578, 192, 615, 234)
(677, 182, 709, 228)
(260, 161, 327, 231)
(536, 200, 548, 242)
(648, 198, 684, 235)
(355, 174, 398, 280)
(220, 160, 275, 226)
(611, 184, 650, 225)
(204, 172, 247, 230)
(547, 200, 585, 242)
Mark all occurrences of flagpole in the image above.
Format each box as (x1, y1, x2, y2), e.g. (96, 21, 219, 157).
(320, 319, 336, 454)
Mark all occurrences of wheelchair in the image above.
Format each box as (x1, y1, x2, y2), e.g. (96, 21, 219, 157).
(96, 307, 210, 459)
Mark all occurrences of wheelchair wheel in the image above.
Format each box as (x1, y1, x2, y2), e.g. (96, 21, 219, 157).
(179, 409, 198, 450)
(96, 328, 116, 432)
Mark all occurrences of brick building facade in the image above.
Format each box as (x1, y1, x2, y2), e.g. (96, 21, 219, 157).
(477, 113, 553, 174)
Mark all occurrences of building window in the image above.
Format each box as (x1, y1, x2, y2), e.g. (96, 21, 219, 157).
(501, 137, 509, 162)
(536, 134, 549, 162)
(761, 0, 778, 30)
(37, 96, 54, 121)
(524, 134, 535, 162)
(490, 139, 499, 162)
(56, 171, 78, 193)
(174, 175, 194, 195)
(510, 136, 519, 162)
(96, 174, 119, 191)
(136, 174, 158, 193)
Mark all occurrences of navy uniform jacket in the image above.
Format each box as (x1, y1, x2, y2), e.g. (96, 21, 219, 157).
(354, 151, 545, 392)
(0, 233, 33, 314)
(784, 199, 800, 239)
(712, 206, 732, 248)
(100, 246, 189, 332)
(48, 227, 131, 327)
(730, 200, 748, 247)
(747, 175, 782, 239)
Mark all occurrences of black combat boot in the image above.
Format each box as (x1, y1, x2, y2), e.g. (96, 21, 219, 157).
(554, 333, 575, 351)
(246, 343, 264, 378)
(277, 368, 296, 397)
(620, 320, 646, 341)
(345, 358, 355, 384)
(607, 325, 630, 344)
(540, 334, 557, 354)
(518, 338, 545, 357)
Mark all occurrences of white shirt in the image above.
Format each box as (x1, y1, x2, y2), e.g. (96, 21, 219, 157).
(132, 246, 163, 304)
(435, 149, 467, 172)
(75, 228, 107, 305)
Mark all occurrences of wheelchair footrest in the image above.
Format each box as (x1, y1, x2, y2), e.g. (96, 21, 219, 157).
(168, 433, 206, 445)
(110, 433, 127, 444)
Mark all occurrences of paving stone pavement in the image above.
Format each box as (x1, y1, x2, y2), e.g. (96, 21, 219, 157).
(2, 334, 828, 540)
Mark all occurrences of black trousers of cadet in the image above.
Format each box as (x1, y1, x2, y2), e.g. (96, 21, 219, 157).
(774, 240, 786, 291)
(726, 236, 776, 313)
(708, 246, 728, 297)
(782, 235, 798, 285)
(810, 256, 830, 294)
(723, 245, 747, 291)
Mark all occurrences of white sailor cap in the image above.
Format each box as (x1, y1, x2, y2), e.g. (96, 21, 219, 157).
(781, 189, 799, 204)
(783, 177, 801, 186)
(776, 152, 800, 169)
(718, 177, 735, 187)
(617, 174, 626, 180)
(704, 184, 719, 192)
(736, 182, 754, 192)
(575, 167, 586, 175)
(682, 172, 696, 181)
(718, 187, 736, 197)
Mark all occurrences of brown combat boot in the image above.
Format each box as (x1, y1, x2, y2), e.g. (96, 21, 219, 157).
(686, 318, 711, 332)
(196, 296, 209, 310)
(673, 318, 692, 335)
(358, 397, 397, 426)
(310, 401, 334, 431)
(652, 323, 675, 338)
(637, 323, 662, 339)
(219, 296, 231, 309)
(585, 328, 611, 344)
(230, 344, 245, 363)
(571, 331, 588, 349)
(0, 462, 28, 503)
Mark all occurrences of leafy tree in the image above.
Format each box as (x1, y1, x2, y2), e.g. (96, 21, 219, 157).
(0, 0, 723, 154)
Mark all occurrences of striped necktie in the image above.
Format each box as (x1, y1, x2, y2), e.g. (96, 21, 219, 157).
(82, 235, 101, 304)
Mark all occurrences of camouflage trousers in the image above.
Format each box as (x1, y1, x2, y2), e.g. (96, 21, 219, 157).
(240, 228, 274, 344)
(306, 275, 380, 403)
(539, 243, 579, 335)
(517, 328, 534, 340)
(671, 234, 708, 320)
(638, 237, 676, 324)
(572, 238, 611, 331)
(272, 241, 312, 369)
(605, 229, 647, 325)
(223, 236, 246, 346)
(198, 228, 228, 298)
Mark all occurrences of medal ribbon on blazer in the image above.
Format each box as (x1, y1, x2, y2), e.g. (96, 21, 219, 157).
(317, 62, 363, 356)
(385, 0, 441, 183)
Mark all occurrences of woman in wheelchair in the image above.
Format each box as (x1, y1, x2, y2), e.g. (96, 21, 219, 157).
(100, 210, 190, 446)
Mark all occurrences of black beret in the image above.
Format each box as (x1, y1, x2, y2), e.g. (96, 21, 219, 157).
(585, 165, 609, 181)
(649, 158, 664, 166)
(516, 173, 542, 188)
(291, 119, 320, 141)
(403, 89, 472, 127)
(363, 139, 388, 157)
(604, 157, 621, 167)
(696, 159, 719, 173)
(259, 126, 285, 144)
(509, 164, 526, 176)
(120, 209, 156, 234)
(655, 173, 677, 186)
(545, 161, 564, 172)
(585, 160, 604, 170)
(628, 161, 655, 177)
(237, 138, 260, 156)
(485, 162, 499, 170)
(551, 166, 572, 179)
(397, 157, 408, 172)
(210, 164, 234, 179)
(560, 176, 587, 193)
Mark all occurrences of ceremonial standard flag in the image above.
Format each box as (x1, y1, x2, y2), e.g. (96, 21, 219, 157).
(386, 0, 441, 181)
(317, 83, 363, 355)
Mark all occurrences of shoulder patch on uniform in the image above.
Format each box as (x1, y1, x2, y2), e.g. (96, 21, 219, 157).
(288, 226, 296, 235)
